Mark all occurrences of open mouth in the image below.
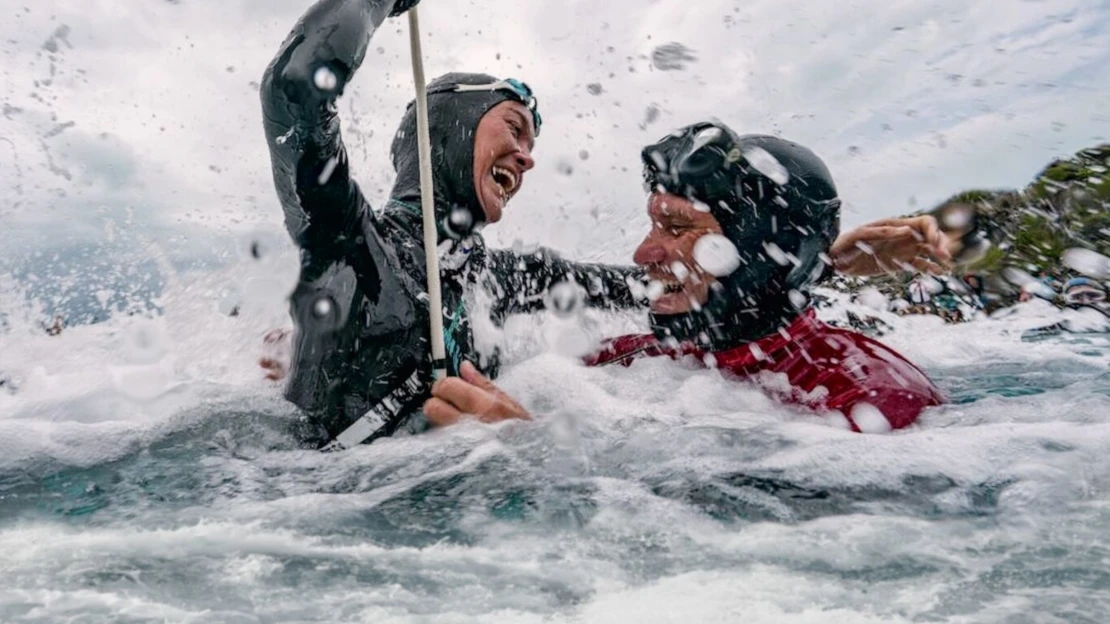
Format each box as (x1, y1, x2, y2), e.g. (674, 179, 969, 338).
(657, 280, 685, 295)
(491, 165, 520, 202)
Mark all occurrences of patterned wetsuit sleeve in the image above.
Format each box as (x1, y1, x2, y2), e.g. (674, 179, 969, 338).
(485, 247, 647, 322)
(260, 0, 400, 246)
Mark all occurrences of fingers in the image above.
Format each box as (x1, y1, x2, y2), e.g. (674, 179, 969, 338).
(424, 397, 464, 427)
(460, 361, 498, 393)
(916, 216, 952, 261)
(911, 256, 946, 275)
(259, 357, 286, 381)
(431, 376, 499, 418)
(428, 364, 530, 425)
(871, 225, 917, 243)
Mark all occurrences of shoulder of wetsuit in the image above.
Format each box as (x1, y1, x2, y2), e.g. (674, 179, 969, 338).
(824, 323, 945, 402)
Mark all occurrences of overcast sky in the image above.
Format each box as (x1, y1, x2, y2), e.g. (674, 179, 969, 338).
(2, 0, 1108, 270)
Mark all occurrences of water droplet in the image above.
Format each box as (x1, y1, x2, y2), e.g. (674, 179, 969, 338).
(312, 297, 334, 318)
(313, 65, 338, 92)
(444, 206, 473, 238)
(941, 204, 972, 230)
(548, 281, 583, 319)
(763, 241, 792, 266)
(669, 261, 690, 281)
(651, 42, 697, 71)
(121, 319, 169, 365)
(742, 146, 789, 185)
(851, 403, 892, 433)
(693, 234, 740, 276)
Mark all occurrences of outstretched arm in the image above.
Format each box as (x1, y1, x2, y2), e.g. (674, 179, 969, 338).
(485, 247, 646, 322)
(260, 0, 408, 246)
(830, 215, 954, 277)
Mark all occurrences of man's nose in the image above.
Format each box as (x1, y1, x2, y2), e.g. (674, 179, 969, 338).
(633, 236, 667, 266)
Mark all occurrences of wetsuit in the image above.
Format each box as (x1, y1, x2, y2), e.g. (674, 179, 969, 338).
(585, 308, 945, 431)
(261, 0, 640, 442)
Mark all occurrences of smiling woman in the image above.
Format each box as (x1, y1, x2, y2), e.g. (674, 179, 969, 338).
(259, 0, 644, 446)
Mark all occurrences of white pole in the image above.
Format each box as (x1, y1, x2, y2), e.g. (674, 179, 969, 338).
(407, 7, 448, 381)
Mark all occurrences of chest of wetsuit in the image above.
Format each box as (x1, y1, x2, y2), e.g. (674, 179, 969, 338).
(584, 309, 946, 431)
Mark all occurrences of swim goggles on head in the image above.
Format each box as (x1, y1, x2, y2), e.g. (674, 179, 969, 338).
(641, 122, 743, 202)
(452, 78, 542, 136)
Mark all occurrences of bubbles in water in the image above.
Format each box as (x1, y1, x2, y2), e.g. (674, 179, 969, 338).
(693, 234, 740, 276)
(312, 297, 333, 319)
(547, 281, 584, 319)
(313, 65, 338, 92)
(742, 146, 789, 185)
(1062, 248, 1110, 278)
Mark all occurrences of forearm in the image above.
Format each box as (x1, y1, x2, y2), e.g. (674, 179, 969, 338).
(487, 248, 647, 319)
(260, 0, 400, 244)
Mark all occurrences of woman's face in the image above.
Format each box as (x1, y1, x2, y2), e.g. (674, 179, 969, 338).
(471, 100, 536, 223)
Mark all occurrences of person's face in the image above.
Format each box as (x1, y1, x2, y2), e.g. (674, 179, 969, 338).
(632, 192, 724, 315)
(472, 100, 536, 224)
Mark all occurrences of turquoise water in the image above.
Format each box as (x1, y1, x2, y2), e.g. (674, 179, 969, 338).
(1, 316, 1108, 623)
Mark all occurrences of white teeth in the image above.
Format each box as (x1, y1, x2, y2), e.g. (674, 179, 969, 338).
(492, 166, 518, 196)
